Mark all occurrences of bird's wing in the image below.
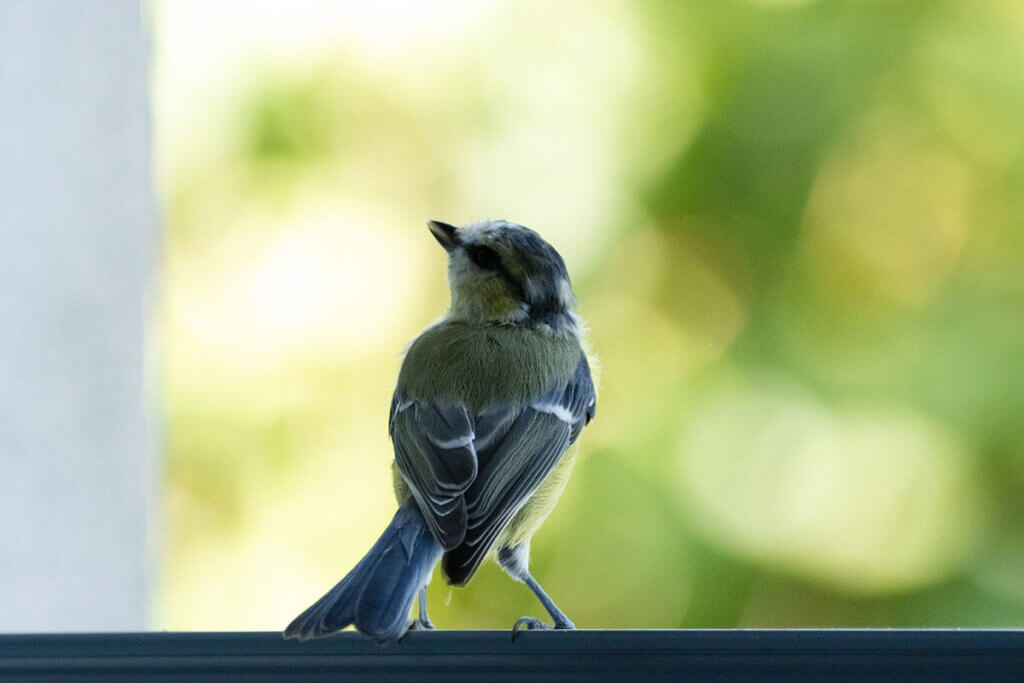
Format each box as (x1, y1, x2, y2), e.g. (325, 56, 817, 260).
(389, 399, 477, 550)
(441, 351, 596, 585)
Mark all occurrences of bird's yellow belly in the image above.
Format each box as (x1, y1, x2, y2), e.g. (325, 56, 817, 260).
(495, 441, 579, 551)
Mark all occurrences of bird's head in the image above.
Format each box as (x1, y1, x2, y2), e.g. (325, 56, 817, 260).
(428, 219, 581, 337)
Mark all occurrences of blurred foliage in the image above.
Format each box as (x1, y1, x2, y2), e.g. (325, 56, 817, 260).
(153, 0, 1024, 630)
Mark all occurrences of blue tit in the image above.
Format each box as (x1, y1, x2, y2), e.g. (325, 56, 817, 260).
(284, 219, 597, 643)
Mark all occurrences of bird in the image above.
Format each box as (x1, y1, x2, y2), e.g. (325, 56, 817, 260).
(284, 219, 597, 644)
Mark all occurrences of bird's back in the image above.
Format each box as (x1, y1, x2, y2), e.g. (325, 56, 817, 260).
(391, 320, 593, 585)
(396, 321, 581, 410)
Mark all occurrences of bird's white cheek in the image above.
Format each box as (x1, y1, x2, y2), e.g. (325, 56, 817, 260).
(558, 278, 575, 308)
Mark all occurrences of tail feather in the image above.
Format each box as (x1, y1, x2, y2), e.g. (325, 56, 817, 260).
(284, 500, 442, 643)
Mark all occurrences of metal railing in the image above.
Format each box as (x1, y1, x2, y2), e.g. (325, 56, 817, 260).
(1, 629, 1022, 681)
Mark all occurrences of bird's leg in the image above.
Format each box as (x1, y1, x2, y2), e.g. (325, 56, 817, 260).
(498, 545, 574, 637)
(417, 586, 435, 628)
(407, 586, 435, 631)
(513, 574, 575, 634)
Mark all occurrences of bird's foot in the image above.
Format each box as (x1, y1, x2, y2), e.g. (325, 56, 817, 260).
(511, 615, 574, 640)
(512, 616, 549, 639)
(407, 618, 436, 631)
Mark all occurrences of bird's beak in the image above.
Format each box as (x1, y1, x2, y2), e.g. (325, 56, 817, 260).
(427, 220, 461, 253)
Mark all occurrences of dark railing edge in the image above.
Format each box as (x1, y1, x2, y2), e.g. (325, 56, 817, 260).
(1, 630, 1022, 681)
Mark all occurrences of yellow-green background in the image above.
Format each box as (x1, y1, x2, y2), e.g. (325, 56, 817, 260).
(152, 0, 1024, 630)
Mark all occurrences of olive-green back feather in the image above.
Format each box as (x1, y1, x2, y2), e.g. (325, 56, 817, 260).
(396, 321, 580, 410)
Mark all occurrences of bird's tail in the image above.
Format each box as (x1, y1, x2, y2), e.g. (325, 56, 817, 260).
(284, 499, 442, 644)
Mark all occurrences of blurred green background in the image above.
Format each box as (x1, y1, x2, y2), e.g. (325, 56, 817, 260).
(151, 0, 1024, 630)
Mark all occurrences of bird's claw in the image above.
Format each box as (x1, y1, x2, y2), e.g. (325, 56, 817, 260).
(512, 615, 574, 640)
(512, 616, 550, 640)
(407, 618, 435, 631)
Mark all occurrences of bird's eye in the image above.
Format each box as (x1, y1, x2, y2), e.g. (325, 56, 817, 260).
(466, 244, 502, 271)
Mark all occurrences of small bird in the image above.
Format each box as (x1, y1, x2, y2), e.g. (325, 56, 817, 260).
(284, 219, 597, 643)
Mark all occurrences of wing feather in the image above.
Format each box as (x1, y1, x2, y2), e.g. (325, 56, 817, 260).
(441, 351, 596, 585)
(390, 401, 476, 549)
